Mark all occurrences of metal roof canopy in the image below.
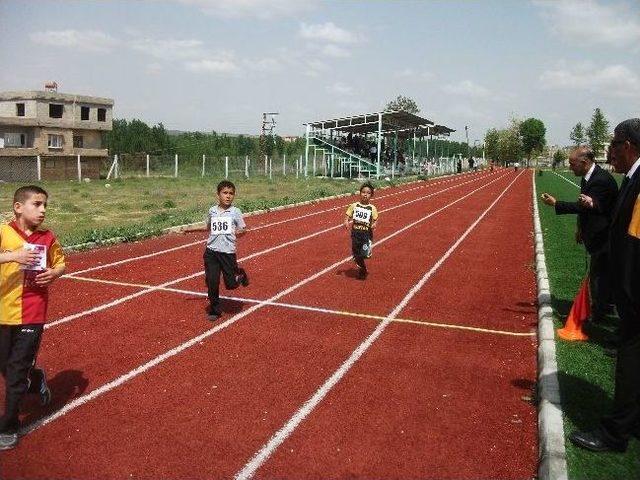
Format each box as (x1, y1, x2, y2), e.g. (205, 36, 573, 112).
(305, 110, 438, 135)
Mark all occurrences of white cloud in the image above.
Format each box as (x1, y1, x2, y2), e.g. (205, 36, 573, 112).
(184, 57, 238, 74)
(394, 69, 434, 81)
(299, 22, 359, 44)
(321, 44, 350, 58)
(534, 0, 640, 47)
(326, 82, 353, 95)
(245, 57, 282, 72)
(170, 0, 314, 19)
(130, 38, 207, 61)
(539, 63, 640, 97)
(30, 30, 119, 52)
(442, 80, 490, 98)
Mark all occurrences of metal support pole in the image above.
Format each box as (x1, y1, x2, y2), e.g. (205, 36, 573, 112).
(269, 156, 272, 180)
(264, 155, 268, 176)
(376, 112, 382, 178)
(147, 154, 150, 177)
(305, 124, 310, 177)
(174, 154, 178, 178)
(201, 154, 205, 177)
(36, 155, 41, 181)
(77, 154, 82, 181)
(283, 154, 286, 176)
(225, 156, 229, 179)
(245, 155, 249, 178)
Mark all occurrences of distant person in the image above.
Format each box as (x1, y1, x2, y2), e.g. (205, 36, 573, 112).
(514, 161, 520, 171)
(570, 118, 640, 453)
(345, 182, 378, 280)
(182, 180, 249, 321)
(540, 146, 618, 325)
(0, 185, 66, 451)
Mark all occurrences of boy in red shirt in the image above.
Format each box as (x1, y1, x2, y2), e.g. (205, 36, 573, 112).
(0, 185, 66, 450)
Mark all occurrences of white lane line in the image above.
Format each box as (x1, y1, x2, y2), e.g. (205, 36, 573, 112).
(24, 171, 513, 437)
(50, 172, 510, 329)
(62, 276, 536, 337)
(65, 171, 487, 277)
(234, 169, 526, 480)
(551, 170, 580, 188)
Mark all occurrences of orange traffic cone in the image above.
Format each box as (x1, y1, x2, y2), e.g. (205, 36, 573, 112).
(557, 276, 590, 341)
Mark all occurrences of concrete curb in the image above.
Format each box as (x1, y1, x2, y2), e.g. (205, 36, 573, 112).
(64, 176, 432, 252)
(532, 171, 568, 480)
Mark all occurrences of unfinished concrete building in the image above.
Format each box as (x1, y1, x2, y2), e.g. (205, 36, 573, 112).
(0, 88, 114, 181)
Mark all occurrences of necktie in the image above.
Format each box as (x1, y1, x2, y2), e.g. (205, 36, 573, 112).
(580, 177, 586, 191)
(620, 176, 630, 193)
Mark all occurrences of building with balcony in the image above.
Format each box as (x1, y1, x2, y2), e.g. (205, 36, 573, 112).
(0, 89, 114, 180)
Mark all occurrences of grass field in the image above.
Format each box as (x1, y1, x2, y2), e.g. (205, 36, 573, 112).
(0, 175, 416, 247)
(536, 169, 640, 480)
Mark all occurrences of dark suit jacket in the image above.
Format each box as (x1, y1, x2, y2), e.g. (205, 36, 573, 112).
(609, 164, 640, 325)
(555, 164, 618, 254)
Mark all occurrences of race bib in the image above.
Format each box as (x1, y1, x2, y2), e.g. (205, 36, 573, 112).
(20, 243, 47, 271)
(210, 216, 234, 235)
(353, 206, 372, 225)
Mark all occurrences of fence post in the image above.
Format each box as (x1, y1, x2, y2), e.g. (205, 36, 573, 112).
(269, 156, 272, 180)
(264, 155, 268, 176)
(146, 154, 150, 177)
(225, 156, 229, 179)
(283, 154, 286, 177)
(391, 162, 395, 179)
(36, 155, 42, 181)
(174, 154, 178, 178)
(296, 155, 299, 178)
(245, 155, 249, 178)
(202, 154, 206, 177)
(77, 154, 82, 181)
(115, 154, 119, 179)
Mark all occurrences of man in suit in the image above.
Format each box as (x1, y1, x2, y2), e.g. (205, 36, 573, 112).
(541, 146, 618, 324)
(570, 118, 640, 452)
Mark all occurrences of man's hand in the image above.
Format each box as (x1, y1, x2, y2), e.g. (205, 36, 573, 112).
(578, 194, 594, 209)
(541, 193, 556, 206)
(11, 248, 40, 266)
(34, 268, 61, 287)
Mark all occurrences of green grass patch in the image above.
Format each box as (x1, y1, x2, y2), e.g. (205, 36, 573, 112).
(0, 175, 421, 247)
(536, 169, 640, 480)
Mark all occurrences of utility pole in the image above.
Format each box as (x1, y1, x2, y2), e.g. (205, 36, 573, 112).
(260, 112, 279, 158)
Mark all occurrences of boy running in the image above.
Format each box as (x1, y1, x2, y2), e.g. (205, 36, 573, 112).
(345, 182, 378, 280)
(183, 181, 249, 320)
(0, 185, 66, 450)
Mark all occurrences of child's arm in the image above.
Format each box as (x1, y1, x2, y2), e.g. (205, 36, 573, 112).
(370, 218, 377, 230)
(344, 214, 353, 230)
(181, 221, 210, 234)
(0, 248, 40, 266)
(34, 264, 65, 287)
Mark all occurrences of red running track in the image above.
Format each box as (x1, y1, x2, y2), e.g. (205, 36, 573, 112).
(0, 169, 537, 479)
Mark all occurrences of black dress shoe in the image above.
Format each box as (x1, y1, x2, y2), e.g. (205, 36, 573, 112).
(569, 430, 626, 453)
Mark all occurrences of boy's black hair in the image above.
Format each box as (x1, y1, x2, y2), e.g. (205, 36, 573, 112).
(217, 180, 236, 193)
(360, 182, 374, 195)
(14, 185, 48, 204)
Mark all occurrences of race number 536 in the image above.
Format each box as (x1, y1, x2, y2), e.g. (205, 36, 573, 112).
(210, 216, 234, 234)
(353, 206, 371, 225)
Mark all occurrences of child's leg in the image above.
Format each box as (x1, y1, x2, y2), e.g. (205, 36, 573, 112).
(203, 249, 222, 314)
(219, 253, 241, 290)
(0, 325, 44, 434)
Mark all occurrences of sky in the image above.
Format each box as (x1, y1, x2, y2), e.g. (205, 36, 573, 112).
(1, 0, 638, 146)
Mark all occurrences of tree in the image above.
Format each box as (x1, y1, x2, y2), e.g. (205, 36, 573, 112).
(484, 128, 500, 162)
(552, 149, 567, 169)
(586, 108, 610, 158)
(497, 119, 523, 165)
(385, 95, 419, 114)
(519, 117, 546, 167)
(569, 122, 585, 146)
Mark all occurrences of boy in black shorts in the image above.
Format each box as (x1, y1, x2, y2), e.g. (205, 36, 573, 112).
(344, 182, 378, 280)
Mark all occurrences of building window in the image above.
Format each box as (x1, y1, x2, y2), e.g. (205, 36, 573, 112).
(49, 104, 64, 118)
(48, 134, 64, 149)
(73, 135, 84, 148)
(16, 103, 25, 117)
(97, 108, 106, 122)
(81, 106, 90, 120)
(4, 133, 26, 147)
